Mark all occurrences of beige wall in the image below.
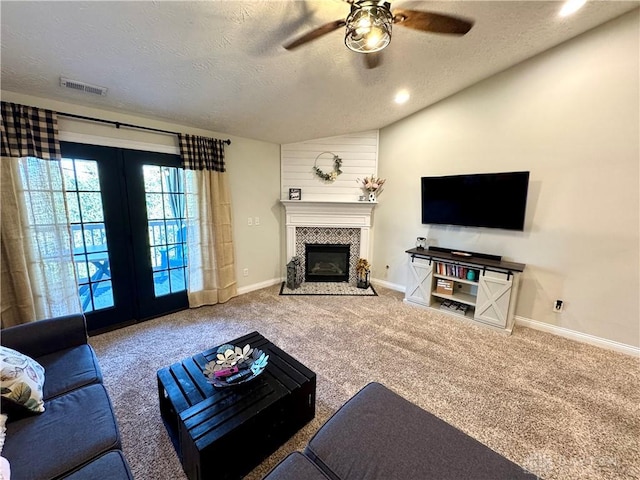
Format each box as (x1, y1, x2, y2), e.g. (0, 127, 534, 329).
(374, 11, 639, 347)
(0, 90, 283, 292)
(226, 138, 282, 290)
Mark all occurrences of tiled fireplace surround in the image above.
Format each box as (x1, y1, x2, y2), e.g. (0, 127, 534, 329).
(281, 201, 376, 284)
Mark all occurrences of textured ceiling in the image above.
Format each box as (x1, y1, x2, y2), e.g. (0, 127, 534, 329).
(1, 1, 638, 144)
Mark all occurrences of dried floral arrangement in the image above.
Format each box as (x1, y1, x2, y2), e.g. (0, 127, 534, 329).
(356, 258, 371, 278)
(203, 343, 269, 388)
(357, 175, 386, 194)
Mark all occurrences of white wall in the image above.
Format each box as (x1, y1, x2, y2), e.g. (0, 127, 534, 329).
(374, 11, 639, 347)
(281, 130, 378, 201)
(0, 90, 283, 292)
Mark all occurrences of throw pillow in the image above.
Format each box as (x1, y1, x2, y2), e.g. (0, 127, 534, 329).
(0, 413, 9, 480)
(0, 346, 45, 414)
(0, 457, 9, 480)
(0, 413, 6, 453)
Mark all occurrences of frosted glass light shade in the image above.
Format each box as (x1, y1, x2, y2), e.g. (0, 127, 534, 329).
(345, 2, 393, 53)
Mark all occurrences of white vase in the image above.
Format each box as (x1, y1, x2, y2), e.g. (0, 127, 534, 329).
(368, 192, 376, 202)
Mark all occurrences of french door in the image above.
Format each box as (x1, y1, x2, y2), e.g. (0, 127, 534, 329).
(61, 142, 188, 333)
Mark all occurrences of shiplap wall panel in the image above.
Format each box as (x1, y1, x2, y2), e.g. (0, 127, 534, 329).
(281, 130, 379, 201)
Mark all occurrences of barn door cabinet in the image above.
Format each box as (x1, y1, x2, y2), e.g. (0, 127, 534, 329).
(405, 255, 433, 307)
(403, 248, 525, 334)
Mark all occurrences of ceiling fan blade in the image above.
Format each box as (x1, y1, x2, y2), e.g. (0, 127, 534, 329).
(364, 52, 383, 69)
(284, 20, 347, 50)
(392, 9, 473, 35)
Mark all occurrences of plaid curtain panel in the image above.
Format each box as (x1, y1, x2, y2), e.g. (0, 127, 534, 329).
(178, 134, 226, 172)
(1, 102, 61, 160)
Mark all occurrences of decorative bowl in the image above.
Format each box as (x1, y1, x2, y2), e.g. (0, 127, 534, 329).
(202, 343, 269, 388)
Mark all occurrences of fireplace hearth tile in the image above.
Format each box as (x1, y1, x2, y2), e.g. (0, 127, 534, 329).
(295, 227, 361, 284)
(279, 282, 377, 296)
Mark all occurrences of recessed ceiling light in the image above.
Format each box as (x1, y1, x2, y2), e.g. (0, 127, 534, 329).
(394, 90, 410, 104)
(559, 0, 587, 17)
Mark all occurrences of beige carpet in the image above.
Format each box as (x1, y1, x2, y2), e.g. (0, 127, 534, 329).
(90, 284, 640, 480)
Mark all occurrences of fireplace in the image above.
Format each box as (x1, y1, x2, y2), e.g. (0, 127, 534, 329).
(305, 244, 350, 283)
(281, 200, 376, 285)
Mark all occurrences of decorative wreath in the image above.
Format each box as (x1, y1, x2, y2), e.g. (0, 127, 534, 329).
(313, 151, 342, 182)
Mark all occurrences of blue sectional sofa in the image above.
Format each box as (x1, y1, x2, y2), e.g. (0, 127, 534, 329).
(1, 314, 133, 479)
(263, 382, 539, 480)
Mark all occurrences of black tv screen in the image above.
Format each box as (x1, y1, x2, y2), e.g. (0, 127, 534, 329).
(421, 171, 530, 231)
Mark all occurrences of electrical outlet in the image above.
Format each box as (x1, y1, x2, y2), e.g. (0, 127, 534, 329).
(243, 268, 249, 277)
(255, 216, 260, 226)
(247, 217, 253, 226)
(553, 300, 563, 312)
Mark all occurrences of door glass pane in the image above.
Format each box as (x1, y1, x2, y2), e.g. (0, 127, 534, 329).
(149, 246, 165, 271)
(161, 166, 174, 192)
(143, 165, 187, 297)
(64, 158, 114, 313)
(167, 245, 186, 268)
(87, 252, 111, 280)
(61, 160, 78, 190)
(74, 160, 100, 191)
(83, 223, 107, 251)
(143, 165, 162, 192)
(148, 222, 166, 246)
(93, 281, 114, 310)
(163, 194, 177, 219)
(170, 269, 186, 293)
(79, 193, 104, 222)
(145, 194, 164, 220)
(66, 192, 81, 223)
(74, 255, 89, 282)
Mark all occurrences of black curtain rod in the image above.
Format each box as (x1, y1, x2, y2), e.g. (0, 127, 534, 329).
(57, 112, 231, 145)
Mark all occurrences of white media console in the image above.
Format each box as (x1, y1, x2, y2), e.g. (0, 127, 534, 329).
(404, 248, 526, 334)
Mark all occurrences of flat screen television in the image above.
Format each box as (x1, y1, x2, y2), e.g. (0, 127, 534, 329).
(421, 171, 530, 231)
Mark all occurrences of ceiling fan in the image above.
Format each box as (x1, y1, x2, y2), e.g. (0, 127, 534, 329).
(284, 0, 473, 66)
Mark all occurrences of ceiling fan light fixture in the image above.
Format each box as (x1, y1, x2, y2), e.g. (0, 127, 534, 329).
(345, 1, 393, 53)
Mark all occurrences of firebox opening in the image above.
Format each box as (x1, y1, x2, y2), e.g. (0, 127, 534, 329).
(305, 244, 350, 283)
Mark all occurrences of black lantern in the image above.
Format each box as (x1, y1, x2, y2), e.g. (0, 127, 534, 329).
(286, 256, 303, 289)
(356, 270, 370, 289)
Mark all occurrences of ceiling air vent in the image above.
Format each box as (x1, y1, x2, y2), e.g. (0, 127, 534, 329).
(60, 77, 108, 96)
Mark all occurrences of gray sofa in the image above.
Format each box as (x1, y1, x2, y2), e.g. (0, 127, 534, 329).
(264, 382, 539, 480)
(1, 314, 133, 479)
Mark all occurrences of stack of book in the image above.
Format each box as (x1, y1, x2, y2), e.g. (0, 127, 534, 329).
(439, 300, 470, 316)
(435, 263, 479, 281)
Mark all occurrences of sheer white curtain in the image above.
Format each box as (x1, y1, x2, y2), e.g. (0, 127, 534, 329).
(1, 103, 80, 327)
(179, 134, 237, 307)
(1, 158, 80, 326)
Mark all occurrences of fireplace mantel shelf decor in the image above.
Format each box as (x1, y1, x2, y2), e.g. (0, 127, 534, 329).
(281, 199, 376, 275)
(280, 200, 376, 205)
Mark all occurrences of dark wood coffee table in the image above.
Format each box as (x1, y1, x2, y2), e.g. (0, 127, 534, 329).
(157, 331, 316, 480)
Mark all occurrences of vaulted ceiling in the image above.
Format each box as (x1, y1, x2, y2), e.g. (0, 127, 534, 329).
(1, 1, 637, 144)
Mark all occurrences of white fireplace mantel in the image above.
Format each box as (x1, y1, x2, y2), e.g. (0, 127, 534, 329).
(280, 200, 376, 262)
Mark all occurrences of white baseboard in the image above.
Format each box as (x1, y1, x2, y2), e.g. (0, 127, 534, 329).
(237, 277, 639, 357)
(515, 316, 639, 357)
(237, 277, 283, 296)
(371, 278, 405, 292)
